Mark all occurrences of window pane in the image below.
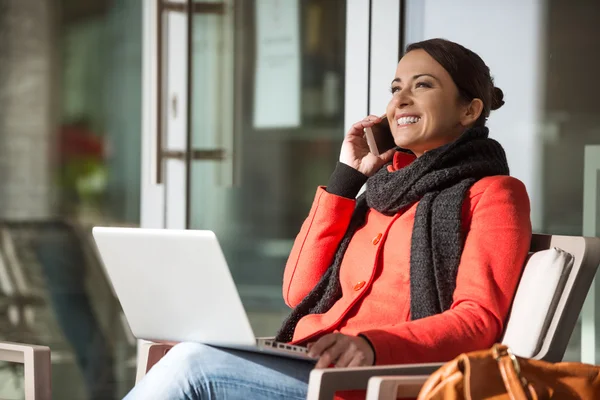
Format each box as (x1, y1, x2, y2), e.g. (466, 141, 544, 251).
(0, 0, 142, 398)
(189, 0, 347, 336)
(403, 0, 600, 363)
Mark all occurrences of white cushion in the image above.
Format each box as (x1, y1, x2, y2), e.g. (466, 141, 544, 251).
(501, 247, 574, 358)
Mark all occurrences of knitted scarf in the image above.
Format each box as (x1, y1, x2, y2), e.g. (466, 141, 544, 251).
(275, 127, 510, 343)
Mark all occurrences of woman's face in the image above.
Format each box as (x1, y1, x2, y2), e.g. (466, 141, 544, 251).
(386, 49, 476, 156)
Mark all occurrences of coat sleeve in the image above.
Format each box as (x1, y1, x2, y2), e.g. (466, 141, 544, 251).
(359, 177, 532, 365)
(282, 187, 357, 308)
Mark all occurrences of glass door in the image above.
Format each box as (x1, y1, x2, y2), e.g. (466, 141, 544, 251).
(188, 0, 348, 335)
(142, 0, 364, 335)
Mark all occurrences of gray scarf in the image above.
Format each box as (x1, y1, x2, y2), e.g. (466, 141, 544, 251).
(275, 127, 509, 343)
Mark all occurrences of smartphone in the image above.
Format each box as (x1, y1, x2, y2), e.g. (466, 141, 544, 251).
(364, 116, 396, 156)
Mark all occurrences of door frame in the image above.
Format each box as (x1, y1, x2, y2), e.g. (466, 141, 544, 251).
(141, 0, 191, 230)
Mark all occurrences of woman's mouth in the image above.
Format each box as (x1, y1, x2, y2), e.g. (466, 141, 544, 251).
(397, 116, 421, 126)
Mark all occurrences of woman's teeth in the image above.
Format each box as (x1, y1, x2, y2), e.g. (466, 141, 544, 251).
(397, 116, 420, 125)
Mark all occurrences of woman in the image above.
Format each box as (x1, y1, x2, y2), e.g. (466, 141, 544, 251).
(126, 38, 531, 400)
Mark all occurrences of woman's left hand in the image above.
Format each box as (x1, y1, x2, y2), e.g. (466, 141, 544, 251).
(308, 333, 375, 368)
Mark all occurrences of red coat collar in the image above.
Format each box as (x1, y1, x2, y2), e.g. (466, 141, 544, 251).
(387, 151, 417, 172)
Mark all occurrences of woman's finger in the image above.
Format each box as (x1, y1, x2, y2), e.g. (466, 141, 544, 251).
(307, 334, 338, 358)
(350, 121, 368, 132)
(348, 114, 382, 133)
(346, 351, 368, 367)
(334, 344, 356, 368)
(315, 337, 347, 369)
(352, 120, 376, 130)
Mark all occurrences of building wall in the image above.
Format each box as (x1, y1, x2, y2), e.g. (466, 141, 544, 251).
(0, 0, 58, 219)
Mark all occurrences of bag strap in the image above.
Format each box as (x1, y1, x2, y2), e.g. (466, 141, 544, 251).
(493, 344, 534, 400)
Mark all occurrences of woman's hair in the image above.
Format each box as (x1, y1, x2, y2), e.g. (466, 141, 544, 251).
(405, 38, 504, 127)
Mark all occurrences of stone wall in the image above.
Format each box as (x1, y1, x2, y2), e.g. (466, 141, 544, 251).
(0, 0, 58, 219)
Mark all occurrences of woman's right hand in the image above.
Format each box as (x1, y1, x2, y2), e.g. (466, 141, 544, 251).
(339, 115, 396, 177)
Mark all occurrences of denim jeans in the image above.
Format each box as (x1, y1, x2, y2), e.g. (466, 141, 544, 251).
(125, 342, 314, 399)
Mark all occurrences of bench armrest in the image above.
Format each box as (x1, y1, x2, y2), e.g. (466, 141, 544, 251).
(0, 341, 51, 400)
(135, 342, 175, 384)
(306, 362, 442, 400)
(366, 375, 429, 400)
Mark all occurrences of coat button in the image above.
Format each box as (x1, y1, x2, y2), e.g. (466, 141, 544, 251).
(354, 281, 366, 291)
(372, 233, 382, 245)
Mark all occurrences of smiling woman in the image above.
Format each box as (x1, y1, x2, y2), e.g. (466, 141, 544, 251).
(386, 39, 505, 156)
(126, 38, 532, 400)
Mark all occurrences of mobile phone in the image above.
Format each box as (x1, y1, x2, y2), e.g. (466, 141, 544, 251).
(364, 116, 396, 156)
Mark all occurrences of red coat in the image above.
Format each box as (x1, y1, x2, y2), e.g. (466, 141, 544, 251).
(283, 153, 532, 368)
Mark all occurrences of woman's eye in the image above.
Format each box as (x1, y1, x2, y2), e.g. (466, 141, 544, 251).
(390, 86, 401, 94)
(415, 81, 432, 89)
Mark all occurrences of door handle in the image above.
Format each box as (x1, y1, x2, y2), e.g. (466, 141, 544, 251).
(162, 149, 226, 161)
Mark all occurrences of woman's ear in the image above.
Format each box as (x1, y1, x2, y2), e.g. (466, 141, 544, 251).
(460, 98, 484, 126)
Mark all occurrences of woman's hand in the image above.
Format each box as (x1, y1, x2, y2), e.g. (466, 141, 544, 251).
(308, 333, 375, 368)
(340, 115, 396, 177)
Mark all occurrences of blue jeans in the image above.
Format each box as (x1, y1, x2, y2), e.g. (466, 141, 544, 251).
(125, 342, 314, 399)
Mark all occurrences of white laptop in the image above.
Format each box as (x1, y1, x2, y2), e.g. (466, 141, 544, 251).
(92, 227, 316, 362)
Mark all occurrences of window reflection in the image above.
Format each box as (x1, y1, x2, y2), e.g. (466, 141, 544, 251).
(0, 0, 141, 398)
(189, 0, 347, 337)
(0, 0, 598, 398)
(541, 0, 600, 363)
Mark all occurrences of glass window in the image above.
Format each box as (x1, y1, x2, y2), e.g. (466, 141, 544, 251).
(187, 0, 347, 335)
(402, 0, 600, 363)
(0, 0, 142, 398)
(541, 0, 600, 363)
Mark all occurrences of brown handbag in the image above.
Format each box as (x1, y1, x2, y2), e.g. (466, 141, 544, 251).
(417, 344, 600, 399)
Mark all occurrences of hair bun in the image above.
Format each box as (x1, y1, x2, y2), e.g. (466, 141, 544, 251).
(491, 87, 505, 110)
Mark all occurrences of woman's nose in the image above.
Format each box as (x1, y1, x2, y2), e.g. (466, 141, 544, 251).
(394, 89, 413, 108)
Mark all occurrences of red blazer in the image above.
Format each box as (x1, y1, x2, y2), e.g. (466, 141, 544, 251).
(283, 159, 532, 367)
